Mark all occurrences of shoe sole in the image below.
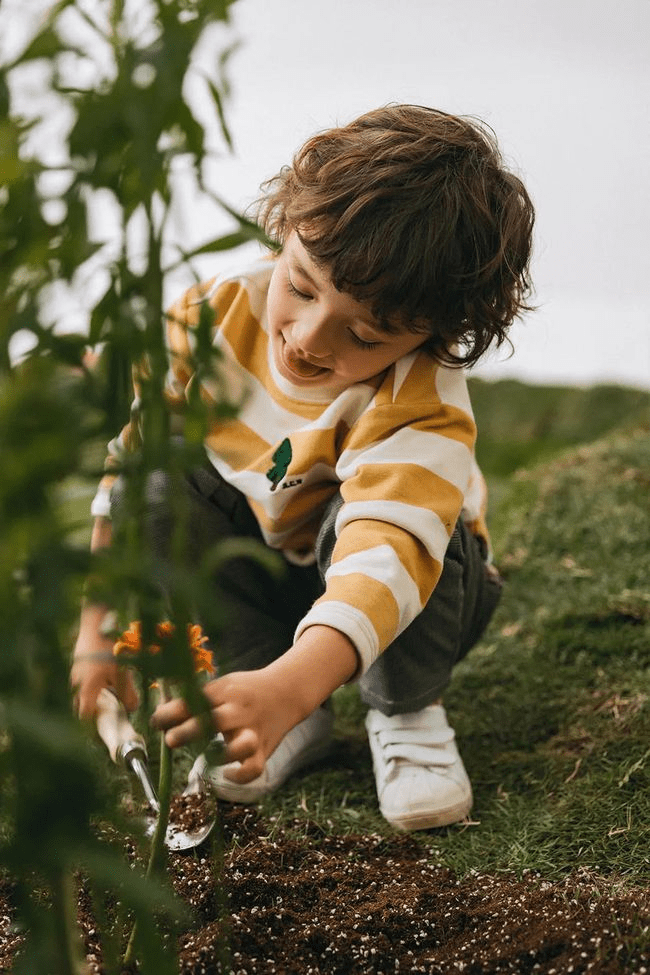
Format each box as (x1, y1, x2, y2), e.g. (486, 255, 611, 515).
(381, 795, 473, 832)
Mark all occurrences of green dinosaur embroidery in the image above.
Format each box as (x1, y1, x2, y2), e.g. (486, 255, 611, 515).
(266, 437, 292, 492)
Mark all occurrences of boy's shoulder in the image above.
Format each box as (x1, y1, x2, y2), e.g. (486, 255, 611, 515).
(204, 254, 275, 309)
(378, 349, 474, 419)
(167, 254, 276, 328)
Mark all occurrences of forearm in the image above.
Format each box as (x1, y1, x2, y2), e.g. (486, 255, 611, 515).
(264, 624, 359, 725)
(75, 516, 114, 650)
(90, 514, 112, 555)
(71, 516, 139, 715)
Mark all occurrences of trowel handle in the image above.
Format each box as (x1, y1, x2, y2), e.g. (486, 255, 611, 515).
(96, 687, 147, 765)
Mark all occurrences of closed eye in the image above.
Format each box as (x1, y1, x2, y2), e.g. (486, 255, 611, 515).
(349, 330, 381, 350)
(287, 276, 312, 301)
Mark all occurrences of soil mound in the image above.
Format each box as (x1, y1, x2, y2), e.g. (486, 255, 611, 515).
(2, 802, 648, 974)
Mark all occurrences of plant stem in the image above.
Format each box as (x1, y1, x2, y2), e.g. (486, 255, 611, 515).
(52, 867, 88, 975)
(149, 683, 174, 878)
(123, 681, 173, 966)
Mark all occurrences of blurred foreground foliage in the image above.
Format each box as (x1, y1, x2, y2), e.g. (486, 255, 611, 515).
(0, 0, 262, 971)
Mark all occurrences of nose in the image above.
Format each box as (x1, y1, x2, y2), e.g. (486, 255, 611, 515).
(291, 316, 331, 360)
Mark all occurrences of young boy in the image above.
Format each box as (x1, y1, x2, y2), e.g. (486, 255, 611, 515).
(71, 104, 534, 831)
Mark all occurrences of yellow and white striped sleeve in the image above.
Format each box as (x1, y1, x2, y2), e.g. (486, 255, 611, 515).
(294, 358, 477, 674)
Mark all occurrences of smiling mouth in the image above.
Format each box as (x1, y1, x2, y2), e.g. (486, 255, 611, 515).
(282, 343, 329, 379)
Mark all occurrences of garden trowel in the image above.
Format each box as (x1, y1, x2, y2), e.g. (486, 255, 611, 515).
(95, 687, 214, 851)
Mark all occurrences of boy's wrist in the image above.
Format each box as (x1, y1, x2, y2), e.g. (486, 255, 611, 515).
(264, 625, 359, 722)
(72, 651, 117, 663)
(74, 605, 117, 659)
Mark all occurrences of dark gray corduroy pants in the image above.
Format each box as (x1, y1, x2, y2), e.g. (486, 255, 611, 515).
(112, 462, 502, 716)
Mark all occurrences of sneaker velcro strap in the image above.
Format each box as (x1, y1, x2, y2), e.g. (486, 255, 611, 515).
(374, 727, 455, 748)
(381, 741, 457, 767)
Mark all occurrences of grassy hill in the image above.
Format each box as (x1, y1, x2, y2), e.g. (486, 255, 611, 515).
(260, 382, 650, 885)
(468, 377, 649, 527)
(442, 419, 650, 878)
(468, 377, 648, 480)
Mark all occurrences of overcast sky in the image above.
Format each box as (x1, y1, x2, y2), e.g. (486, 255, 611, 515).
(4, 0, 649, 389)
(190, 0, 650, 389)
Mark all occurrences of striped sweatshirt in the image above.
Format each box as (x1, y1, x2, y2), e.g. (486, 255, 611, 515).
(92, 258, 489, 676)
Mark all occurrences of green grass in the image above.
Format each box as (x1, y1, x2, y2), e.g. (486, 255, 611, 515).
(61, 381, 650, 884)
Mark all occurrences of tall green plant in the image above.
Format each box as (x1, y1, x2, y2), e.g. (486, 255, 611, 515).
(0, 0, 264, 970)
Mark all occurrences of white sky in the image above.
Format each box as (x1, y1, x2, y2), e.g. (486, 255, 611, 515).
(4, 0, 650, 389)
(191, 0, 650, 389)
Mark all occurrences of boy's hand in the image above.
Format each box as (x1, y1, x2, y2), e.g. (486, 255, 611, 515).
(151, 668, 301, 784)
(71, 652, 140, 720)
(71, 605, 139, 719)
(151, 625, 359, 785)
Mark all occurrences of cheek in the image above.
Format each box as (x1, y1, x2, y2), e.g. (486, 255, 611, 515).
(266, 279, 284, 331)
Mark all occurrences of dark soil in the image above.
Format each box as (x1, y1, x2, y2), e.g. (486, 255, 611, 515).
(2, 797, 649, 974)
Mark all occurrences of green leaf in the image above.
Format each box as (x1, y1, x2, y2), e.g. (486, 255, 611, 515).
(173, 229, 260, 263)
(0, 700, 94, 768)
(0, 121, 24, 185)
(210, 191, 270, 239)
(203, 74, 233, 150)
(79, 846, 190, 922)
(0, 73, 9, 117)
(10, 27, 63, 67)
(216, 39, 242, 99)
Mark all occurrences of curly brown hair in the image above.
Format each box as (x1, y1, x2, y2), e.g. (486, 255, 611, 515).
(256, 104, 535, 367)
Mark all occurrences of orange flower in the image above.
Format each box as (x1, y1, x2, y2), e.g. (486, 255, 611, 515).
(113, 621, 148, 656)
(113, 620, 215, 675)
(187, 623, 214, 675)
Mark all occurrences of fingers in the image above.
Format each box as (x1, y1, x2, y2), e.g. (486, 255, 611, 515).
(75, 687, 99, 722)
(115, 669, 140, 713)
(150, 674, 275, 786)
(151, 696, 192, 730)
(222, 748, 265, 784)
(222, 760, 263, 784)
(221, 726, 260, 767)
(152, 680, 226, 743)
(161, 715, 206, 749)
(70, 659, 140, 719)
(151, 697, 212, 749)
(151, 695, 266, 784)
(71, 664, 108, 720)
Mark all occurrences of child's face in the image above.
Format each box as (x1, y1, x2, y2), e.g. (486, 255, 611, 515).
(267, 232, 428, 389)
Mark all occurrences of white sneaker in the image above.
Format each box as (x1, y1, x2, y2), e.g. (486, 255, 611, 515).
(187, 706, 334, 803)
(365, 704, 472, 831)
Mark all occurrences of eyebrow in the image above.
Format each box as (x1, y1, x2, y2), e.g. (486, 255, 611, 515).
(374, 317, 402, 336)
(291, 259, 319, 288)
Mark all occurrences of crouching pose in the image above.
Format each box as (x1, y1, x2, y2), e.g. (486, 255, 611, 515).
(72, 104, 534, 831)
